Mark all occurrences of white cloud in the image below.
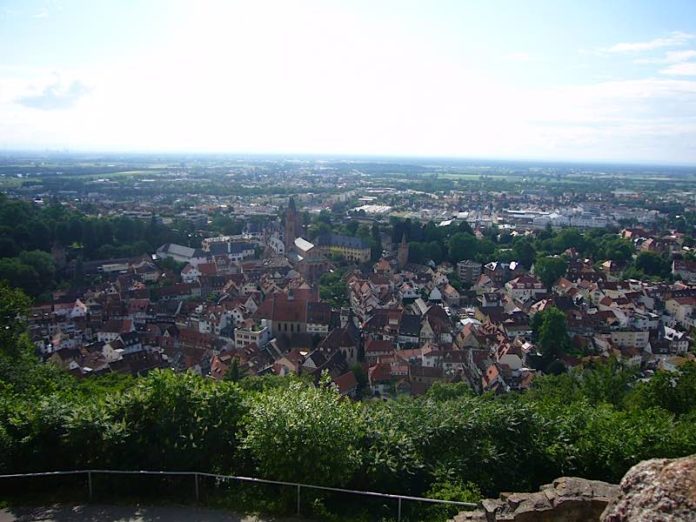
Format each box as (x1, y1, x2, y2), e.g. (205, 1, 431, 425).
(608, 31, 694, 53)
(665, 50, 696, 62)
(635, 49, 696, 64)
(661, 62, 696, 76)
(17, 79, 90, 110)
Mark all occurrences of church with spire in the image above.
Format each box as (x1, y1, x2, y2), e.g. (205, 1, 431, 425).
(283, 197, 328, 283)
(397, 233, 409, 269)
(284, 197, 302, 251)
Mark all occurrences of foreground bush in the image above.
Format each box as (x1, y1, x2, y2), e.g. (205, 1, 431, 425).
(242, 375, 362, 487)
(2, 346, 696, 521)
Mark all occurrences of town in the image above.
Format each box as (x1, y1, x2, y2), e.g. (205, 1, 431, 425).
(2, 153, 694, 398)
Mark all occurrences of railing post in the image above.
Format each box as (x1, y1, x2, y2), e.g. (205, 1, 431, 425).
(296, 484, 301, 515)
(397, 497, 402, 522)
(195, 473, 200, 502)
(87, 471, 93, 500)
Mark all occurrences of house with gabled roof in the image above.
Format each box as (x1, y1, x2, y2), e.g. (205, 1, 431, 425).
(318, 322, 360, 365)
(364, 338, 395, 364)
(333, 370, 359, 397)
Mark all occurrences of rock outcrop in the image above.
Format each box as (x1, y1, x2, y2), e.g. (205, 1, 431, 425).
(451, 477, 618, 522)
(451, 455, 696, 522)
(601, 455, 696, 521)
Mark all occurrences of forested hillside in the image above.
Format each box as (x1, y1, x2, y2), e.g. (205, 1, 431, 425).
(0, 194, 185, 298)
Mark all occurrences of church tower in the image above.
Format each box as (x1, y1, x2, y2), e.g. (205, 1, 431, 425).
(397, 233, 409, 269)
(284, 197, 301, 251)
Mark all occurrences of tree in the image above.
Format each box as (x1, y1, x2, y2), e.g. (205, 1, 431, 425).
(319, 269, 348, 308)
(534, 256, 567, 291)
(345, 221, 359, 236)
(635, 251, 670, 278)
(408, 242, 427, 264)
(0, 258, 40, 296)
(370, 223, 382, 262)
(351, 364, 368, 398)
(531, 306, 570, 371)
(428, 241, 444, 265)
(580, 358, 638, 408)
(599, 237, 634, 263)
(553, 228, 585, 253)
(0, 236, 19, 259)
(629, 362, 696, 416)
(423, 221, 441, 243)
(19, 250, 56, 291)
(225, 358, 247, 382)
(0, 282, 31, 358)
(448, 233, 478, 263)
(512, 237, 536, 269)
(81, 219, 99, 254)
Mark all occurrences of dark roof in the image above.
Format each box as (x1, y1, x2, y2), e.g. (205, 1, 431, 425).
(365, 338, 395, 354)
(209, 243, 228, 256)
(229, 242, 256, 254)
(320, 326, 359, 353)
(317, 233, 369, 250)
(399, 314, 421, 337)
(410, 365, 443, 379)
(119, 331, 141, 346)
(307, 302, 332, 324)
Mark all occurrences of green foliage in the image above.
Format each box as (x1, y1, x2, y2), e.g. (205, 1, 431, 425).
(0, 251, 56, 297)
(597, 237, 634, 263)
(388, 217, 641, 276)
(530, 306, 571, 371)
(2, 370, 246, 474)
(408, 242, 428, 264)
(534, 256, 568, 290)
(0, 283, 31, 357)
(512, 236, 536, 269)
(448, 233, 478, 263)
(156, 256, 187, 274)
(552, 228, 586, 253)
(370, 223, 383, 262)
(579, 358, 638, 408)
(242, 374, 362, 487)
(319, 269, 349, 308)
(224, 358, 248, 382)
(0, 358, 695, 510)
(424, 478, 481, 521)
(635, 251, 670, 278)
(351, 364, 369, 399)
(0, 195, 187, 296)
(425, 381, 473, 401)
(629, 362, 696, 416)
(209, 214, 244, 235)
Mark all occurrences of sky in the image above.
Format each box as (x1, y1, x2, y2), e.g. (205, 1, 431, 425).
(1, 0, 696, 164)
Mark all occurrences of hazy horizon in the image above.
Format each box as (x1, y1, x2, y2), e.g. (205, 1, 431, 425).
(2, 0, 696, 164)
(4, 148, 696, 171)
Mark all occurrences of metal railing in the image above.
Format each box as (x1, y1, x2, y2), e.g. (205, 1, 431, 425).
(0, 469, 477, 521)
